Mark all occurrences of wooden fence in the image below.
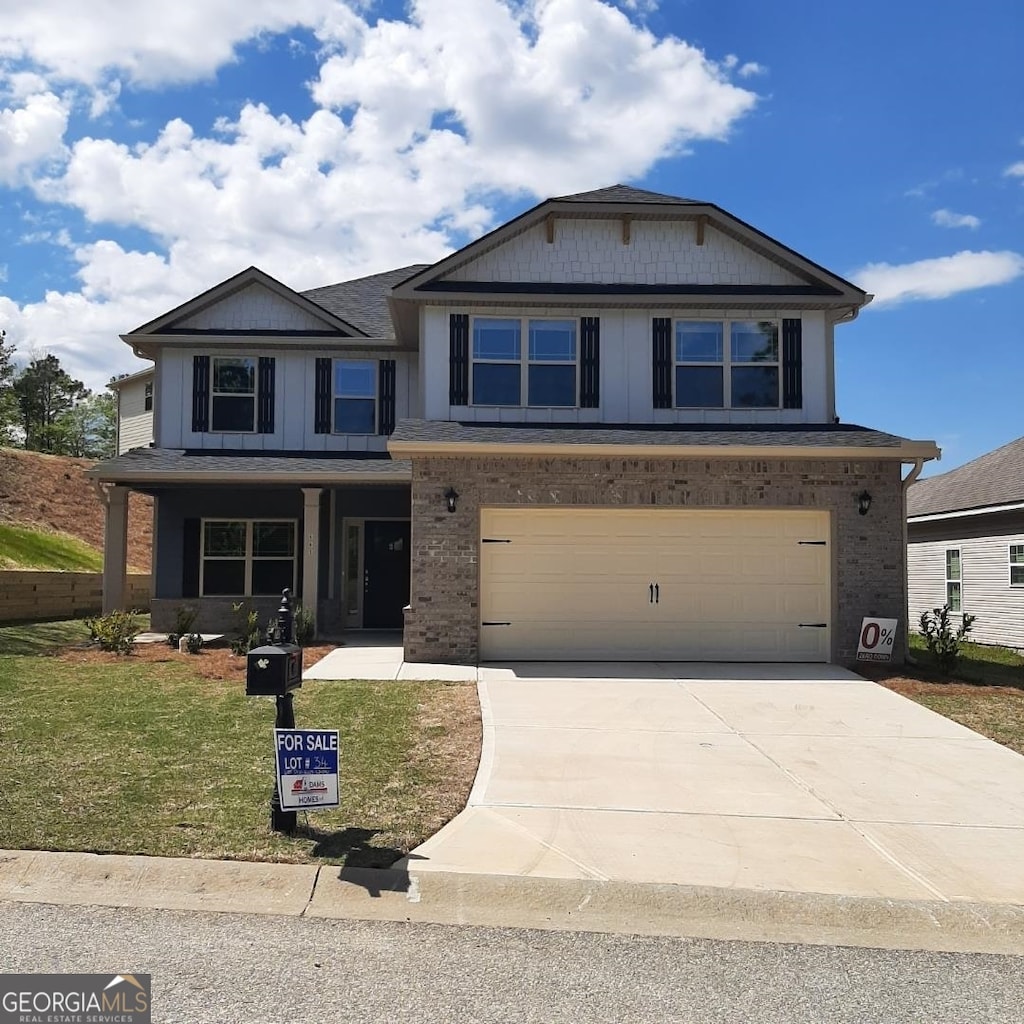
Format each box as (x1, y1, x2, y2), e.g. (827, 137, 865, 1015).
(0, 571, 151, 623)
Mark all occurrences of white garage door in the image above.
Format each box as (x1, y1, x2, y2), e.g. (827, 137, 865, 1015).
(479, 507, 830, 662)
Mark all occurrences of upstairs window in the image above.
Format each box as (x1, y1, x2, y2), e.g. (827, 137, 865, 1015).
(1010, 544, 1024, 587)
(144, 381, 153, 412)
(334, 360, 377, 434)
(211, 357, 255, 431)
(674, 320, 779, 409)
(472, 317, 577, 407)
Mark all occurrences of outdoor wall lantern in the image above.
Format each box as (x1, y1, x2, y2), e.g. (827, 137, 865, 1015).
(444, 487, 459, 513)
(857, 490, 872, 516)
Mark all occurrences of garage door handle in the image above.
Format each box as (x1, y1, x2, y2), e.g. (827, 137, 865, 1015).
(649, 583, 654, 604)
(482, 621, 511, 627)
(798, 623, 828, 628)
(654, 583, 660, 604)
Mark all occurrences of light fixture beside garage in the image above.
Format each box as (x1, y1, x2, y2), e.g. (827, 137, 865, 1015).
(857, 490, 872, 516)
(444, 487, 459, 513)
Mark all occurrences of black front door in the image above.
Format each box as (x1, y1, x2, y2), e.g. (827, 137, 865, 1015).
(363, 521, 411, 628)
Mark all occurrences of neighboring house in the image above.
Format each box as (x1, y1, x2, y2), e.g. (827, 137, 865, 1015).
(908, 437, 1024, 649)
(110, 366, 155, 454)
(91, 184, 938, 664)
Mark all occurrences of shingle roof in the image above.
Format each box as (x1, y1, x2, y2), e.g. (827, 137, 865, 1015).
(302, 265, 430, 336)
(90, 447, 411, 483)
(553, 184, 704, 205)
(389, 419, 919, 450)
(907, 436, 1024, 517)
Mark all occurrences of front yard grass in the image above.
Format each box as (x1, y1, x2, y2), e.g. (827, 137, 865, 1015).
(0, 621, 480, 866)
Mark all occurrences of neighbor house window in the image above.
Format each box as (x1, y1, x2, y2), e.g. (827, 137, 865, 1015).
(674, 320, 779, 409)
(471, 317, 577, 407)
(201, 520, 296, 597)
(334, 360, 376, 433)
(1010, 544, 1024, 587)
(144, 381, 153, 412)
(945, 548, 962, 611)
(211, 357, 256, 432)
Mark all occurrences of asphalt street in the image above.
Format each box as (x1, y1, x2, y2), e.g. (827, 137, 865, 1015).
(1, 901, 1021, 1023)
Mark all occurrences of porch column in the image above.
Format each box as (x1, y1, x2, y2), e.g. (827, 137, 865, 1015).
(99, 484, 129, 613)
(301, 488, 323, 629)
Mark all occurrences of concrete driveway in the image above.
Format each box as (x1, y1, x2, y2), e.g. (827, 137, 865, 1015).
(403, 664, 1024, 904)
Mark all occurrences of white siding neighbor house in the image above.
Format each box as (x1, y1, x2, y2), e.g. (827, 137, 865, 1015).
(111, 366, 154, 454)
(93, 185, 938, 664)
(908, 436, 1024, 649)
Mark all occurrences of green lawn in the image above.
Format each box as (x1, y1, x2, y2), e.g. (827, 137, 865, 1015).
(0, 523, 103, 571)
(908, 633, 1024, 689)
(0, 622, 478, 866)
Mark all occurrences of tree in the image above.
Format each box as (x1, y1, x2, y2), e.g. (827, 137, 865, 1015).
(13, 354, 90, 453)
(56, 391, 116, 459)
(0, 330, 19, 446)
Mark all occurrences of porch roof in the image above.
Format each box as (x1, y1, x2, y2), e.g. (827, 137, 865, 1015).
(89, 447, 411, 485)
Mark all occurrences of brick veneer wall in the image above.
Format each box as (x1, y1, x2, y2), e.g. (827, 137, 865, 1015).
(404, 456, 906, 665)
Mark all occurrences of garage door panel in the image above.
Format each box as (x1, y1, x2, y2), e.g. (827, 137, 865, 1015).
(480, 508, 830, 662)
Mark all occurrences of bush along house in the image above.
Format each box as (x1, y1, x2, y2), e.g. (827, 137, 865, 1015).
(91, 185, 938, 664)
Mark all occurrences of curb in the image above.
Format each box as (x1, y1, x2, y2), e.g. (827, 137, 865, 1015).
(3, 850, 1023, 955)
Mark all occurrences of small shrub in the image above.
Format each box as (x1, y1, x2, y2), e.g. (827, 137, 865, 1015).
(183, 632, 204, 655)
(919, 605, 977, 675)
(173, 604, 198, 636)
(166, 633, 180, 649)
(230, 601, 261, 656)
(85, 609, 141, 655)
(294, 604, 316, 645)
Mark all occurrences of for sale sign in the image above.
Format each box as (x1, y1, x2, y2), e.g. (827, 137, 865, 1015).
(274, 729, 340, 810)
(857, 618, 898, 662)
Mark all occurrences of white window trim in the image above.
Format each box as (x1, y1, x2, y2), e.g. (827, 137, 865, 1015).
(945, 546, 962, 611)
(470, 316, 578, 409)
(673, 318, 781, 410)
(332, 358, 378, 435)
(210, 356, 257, 434)
(199, 518, 298, 597)
(1009, 543, 1024, 588)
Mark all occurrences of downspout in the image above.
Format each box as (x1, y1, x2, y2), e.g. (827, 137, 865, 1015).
(901, 458, 926, 661)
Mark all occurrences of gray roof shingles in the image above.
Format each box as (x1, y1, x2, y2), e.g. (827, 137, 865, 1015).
(302, 264, 430, 336)
(91, 447, 410, 482)
(389, 419, 914, 449)
(908, 436, 1024, 517)
(553, 184, 703, 205)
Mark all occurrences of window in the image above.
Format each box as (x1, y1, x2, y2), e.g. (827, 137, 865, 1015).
(211, 357, 255, 432)
(472, 317, 577, 407)
(945, 548, 962, 611)
(144, 381, 153, 412)
(201, 520, 296, 597)
(334, 360, 376, 434)
(1010, 544, 1024, 587)
(674, 320, 779, 409)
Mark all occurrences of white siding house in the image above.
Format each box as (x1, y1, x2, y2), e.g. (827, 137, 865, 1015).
(112, 367, 154, 454)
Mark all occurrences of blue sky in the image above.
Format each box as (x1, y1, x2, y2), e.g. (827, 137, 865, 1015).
(0, 0, 1021, 474)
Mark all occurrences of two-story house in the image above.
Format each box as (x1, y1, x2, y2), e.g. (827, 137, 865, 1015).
(92, 185, 939, 664)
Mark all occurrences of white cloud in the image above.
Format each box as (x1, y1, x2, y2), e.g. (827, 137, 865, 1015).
(0, 0, 760, 390)
(737, 61, 765, 78)
(1005, 161, 1024, 179)
(853, 251, 1024, 307)
(0, 90, 68, 184)
(0, 0, 339, 87)
(931, 208, 980, 229)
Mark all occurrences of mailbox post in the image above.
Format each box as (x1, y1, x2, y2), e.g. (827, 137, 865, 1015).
(246, 589, 303, 834)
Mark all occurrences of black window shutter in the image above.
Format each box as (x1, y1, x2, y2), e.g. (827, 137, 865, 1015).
(652, 318, 673, 409)
(782, 319, 803, 409)
(449, 314, 469, 405)
(314, 357, 331, 434)
(191, 355, 210, 432)
(579, 317, 600, 408)
(378, 359, 396, 435)
(257, 357, 275, 434)
(182, 518, 200, 598)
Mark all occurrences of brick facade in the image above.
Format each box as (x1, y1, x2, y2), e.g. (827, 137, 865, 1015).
(404, 455, 906, 665)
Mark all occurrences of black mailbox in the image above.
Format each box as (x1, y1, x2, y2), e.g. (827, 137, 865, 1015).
(246, 642, 303, 696)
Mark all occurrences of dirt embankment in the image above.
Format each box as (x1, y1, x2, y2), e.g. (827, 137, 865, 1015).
(0, 447, 152, 572)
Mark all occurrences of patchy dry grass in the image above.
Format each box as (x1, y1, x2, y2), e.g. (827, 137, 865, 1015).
(0, 631, 480, 867)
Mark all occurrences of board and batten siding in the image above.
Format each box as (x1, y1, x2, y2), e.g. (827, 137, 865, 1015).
(116, 376, 154, 453)
(908, 513, 1024, 649)
(156, 348, 418, 452)
(419, 306, 831, 423)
